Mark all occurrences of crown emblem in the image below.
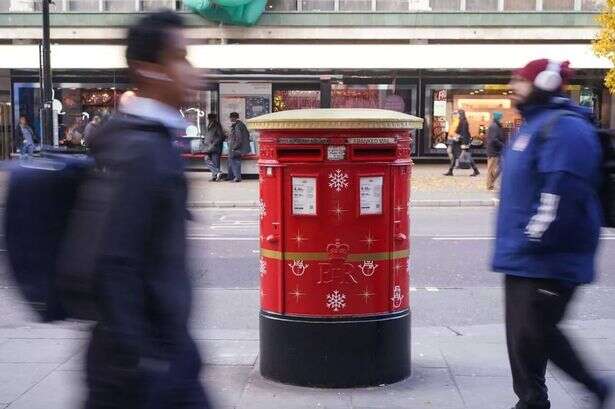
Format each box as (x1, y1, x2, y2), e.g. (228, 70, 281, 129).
(327, 239, 350, 261)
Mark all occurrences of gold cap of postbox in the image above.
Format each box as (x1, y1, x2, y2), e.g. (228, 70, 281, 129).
(247, 109, 423, 131)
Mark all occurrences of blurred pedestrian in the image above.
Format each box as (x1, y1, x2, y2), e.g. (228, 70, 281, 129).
(85, 11, 210, 409)
(204, 113, 225, 181)
(444, 109, 480, 177)
(84, 115, 102, 146)
(443, 112, 461, 176)
(15, 115, 38, 160)
(227, 112, 251, 182)
(493, 59, 611, 409)
(486, 111, 505, 190)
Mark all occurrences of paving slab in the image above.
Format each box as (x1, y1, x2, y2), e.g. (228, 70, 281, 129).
(349, 368, 465, 409)
(412, 342, 448, 369)
(8, 370, 85, 409)
(455, 375, 580, 409)
(237, 368, 353, 409)
(0, 338, 83, 364)
(0, 363, 57, 404)
(549, 367, 615, 408)
(201, 365, 253, 408)
(197, 339, 259, 366)
(439, 341, 512, 377)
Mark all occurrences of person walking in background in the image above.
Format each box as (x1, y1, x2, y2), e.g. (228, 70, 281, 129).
(443, 112, 461, 176)
(84, 115, 102, 146)
(444, 109, 480, 177)
(493, 59, 611, 409)
(204, 113, 225, 182)
(85, 11, 210, 409)
(15, 116, 38, 160)
(226, 112, 251, 182)
(486, 111, 505, 190)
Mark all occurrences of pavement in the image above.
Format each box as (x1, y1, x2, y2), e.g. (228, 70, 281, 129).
(0, 289, 612, 409)
(186, 163, 500, 208)
(1, 166, 611, 409)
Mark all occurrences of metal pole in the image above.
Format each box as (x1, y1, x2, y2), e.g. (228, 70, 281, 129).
(41, 0, 53, 148)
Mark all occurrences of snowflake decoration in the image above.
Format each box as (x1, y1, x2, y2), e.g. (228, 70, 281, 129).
(328, 169, 349, 192)
(259, 257, 267, 277)
(326, 290, 347, 312)
(259, 199, 267, 220)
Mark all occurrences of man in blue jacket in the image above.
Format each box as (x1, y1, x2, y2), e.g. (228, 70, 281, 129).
(493, 59, 611, 409)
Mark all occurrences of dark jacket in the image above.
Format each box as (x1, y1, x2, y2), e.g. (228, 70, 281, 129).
(486, 121, 505, 157)
(204, 121, 225, 154)
(455, 119, 472, 146)
(492, 97, 602, 284)
(86, 113, 208, 409)
(228, 120, 251, 156)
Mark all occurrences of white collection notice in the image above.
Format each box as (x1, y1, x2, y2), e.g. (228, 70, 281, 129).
(292, 177, 317, 215)
(360, 176, 383, 215)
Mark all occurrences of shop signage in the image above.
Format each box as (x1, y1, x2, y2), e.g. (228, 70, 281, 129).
(433, 101, 447, 117)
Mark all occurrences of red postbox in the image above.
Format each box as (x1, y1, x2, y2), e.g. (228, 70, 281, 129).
(248, 109, 423, 387)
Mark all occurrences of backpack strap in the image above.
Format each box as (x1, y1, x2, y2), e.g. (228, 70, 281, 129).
(538, 109, 588, 141)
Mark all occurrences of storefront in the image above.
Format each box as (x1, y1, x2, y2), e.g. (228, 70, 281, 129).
(8, 66, 609, 162)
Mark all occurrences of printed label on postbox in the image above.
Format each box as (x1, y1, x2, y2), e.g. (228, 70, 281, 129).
(292, 177, 317, 215)
(360, 176, 383, 215)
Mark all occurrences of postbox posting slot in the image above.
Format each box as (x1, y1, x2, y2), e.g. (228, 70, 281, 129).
(350, 145, 397, 161)
(277, 145, 324, 162)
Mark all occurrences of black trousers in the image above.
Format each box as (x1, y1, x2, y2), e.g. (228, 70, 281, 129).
(505, 275, 601, 409)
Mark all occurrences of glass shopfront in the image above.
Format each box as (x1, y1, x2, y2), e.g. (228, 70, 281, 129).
(425, 84, 522, 154)
(12, 80, 217, 152)
(9, 70, 607, 159)
(424, 82, 604, 155)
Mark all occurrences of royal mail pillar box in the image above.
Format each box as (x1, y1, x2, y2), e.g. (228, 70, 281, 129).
(247, 109, 423, 388)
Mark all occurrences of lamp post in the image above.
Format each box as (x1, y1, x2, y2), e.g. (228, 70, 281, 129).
(41, 0, 53, 148)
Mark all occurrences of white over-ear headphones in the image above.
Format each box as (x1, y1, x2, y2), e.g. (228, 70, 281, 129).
(533, 60, 562, 92)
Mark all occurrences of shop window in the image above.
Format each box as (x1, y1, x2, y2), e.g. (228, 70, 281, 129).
(68, 0, 100, 11)
(429, 0, 461, 10)
(10, 0, 60, 11)
(427, 85, 522, 152)
(582, 0, 604, 10)
(301, 0, 335, 11)
(340, 0, 372, 10)
(141, 0, 176, 10)
(273, 90, 321, 112)
(466, 0, 498, 10)
(105, 0, 136, 11)
(376, 0, 409, 10)
(504, 0, 536, 10)
(267, 0, 299, 10)
(542, 0, 574, 9)
(332, 84, 414, 113)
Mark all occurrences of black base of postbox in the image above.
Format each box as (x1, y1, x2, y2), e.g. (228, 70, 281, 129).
(259, 310, 411, 388)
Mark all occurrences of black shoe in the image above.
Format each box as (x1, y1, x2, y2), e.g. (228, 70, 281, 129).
(233, 178, 242, 183)
(471, 171, 480, 177)
(215, 173, 222, 181)
(443, 171, 453, 176)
